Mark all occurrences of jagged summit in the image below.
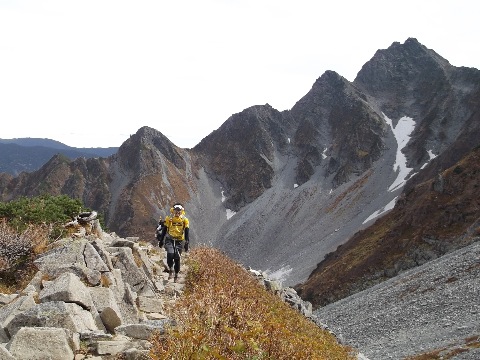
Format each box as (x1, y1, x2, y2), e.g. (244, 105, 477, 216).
(354, 37, 453, 120)
(117, 126, 186, 174)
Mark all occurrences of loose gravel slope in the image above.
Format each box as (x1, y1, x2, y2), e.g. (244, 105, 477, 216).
(315, 241, 480, 360)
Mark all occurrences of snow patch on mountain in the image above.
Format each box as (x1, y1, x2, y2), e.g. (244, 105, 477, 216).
(362, 196, 398, 224)
(226, 209, 236, 219)
(385, 115, 415, 191)
(264, 265, 293, 284)
(421, 149, 438, 169)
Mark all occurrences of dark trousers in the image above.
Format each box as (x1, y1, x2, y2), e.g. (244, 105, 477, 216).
(165, 238, 183, 273)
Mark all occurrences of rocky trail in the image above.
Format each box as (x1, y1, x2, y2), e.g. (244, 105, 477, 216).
(0, 227, 189, 360)
(4, 217, 477, 360)
(0, 221, 316, 359)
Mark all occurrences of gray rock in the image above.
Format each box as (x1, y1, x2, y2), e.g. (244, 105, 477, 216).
(89, 287, 121, 314)
(0, 327, 9, 343)
(115, 319, 169, 340)
(137, 296, 163, 313)
(6, 301, 98, 337)
(84, 242, 110, 272)
(41, 264, 102, 286)
(96, 339, 130, 355)
(39, 272, 94, 310)
(109, 270, 141, 324)
(100, 306, 123, 333)
(34, 239, 87, 270)
(0, 345, 15, 360)
(6, 327, 74, 360)
(0, 294, 36, 333)
(91, 239, 114, 270)
(110, 247, 147, 292)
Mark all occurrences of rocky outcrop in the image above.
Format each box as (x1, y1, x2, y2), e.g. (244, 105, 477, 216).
(290, 70, 386, 187)
(0, 226, 184, 359)
(194, 104, 284, 211)
(354, 37, 480, 173)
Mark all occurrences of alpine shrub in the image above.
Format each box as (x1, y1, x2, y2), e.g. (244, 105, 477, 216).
(150, 247, 356, 359)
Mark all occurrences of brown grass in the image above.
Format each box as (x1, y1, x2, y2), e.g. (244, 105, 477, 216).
(404, 335, 480, 359)
(150, 247, 356, 360)
(100, 273, 113, 287)
(326, 170, 372, 213)
(0, 219, 50, 293)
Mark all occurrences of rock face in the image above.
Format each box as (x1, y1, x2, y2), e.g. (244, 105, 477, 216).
(0, 38, 479, 292)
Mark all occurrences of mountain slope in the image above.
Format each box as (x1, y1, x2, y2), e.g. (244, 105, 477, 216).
(295, 147, 480, 307)
(315, 240, 480, 360)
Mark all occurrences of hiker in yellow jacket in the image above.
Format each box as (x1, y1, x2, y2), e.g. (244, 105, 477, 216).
(158, 203, 190, 282)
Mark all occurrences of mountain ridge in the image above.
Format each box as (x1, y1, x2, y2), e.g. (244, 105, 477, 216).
(0, 138, 118, 176)
(0, 37, 478, 301)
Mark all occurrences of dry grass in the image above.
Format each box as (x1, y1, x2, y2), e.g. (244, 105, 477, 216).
(0, 219, 50, 293)
(100, 273, 113, 287)
(326, 170, 372, 213)
(404, 335, 480, 359)
(150, 247, 356, 360)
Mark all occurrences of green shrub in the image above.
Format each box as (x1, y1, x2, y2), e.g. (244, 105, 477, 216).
(0, 194, 93, 292)
(0, 194, 88, 239)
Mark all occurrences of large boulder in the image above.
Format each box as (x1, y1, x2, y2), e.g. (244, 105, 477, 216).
(6, 301, 97, 337)
(34, 239, 88, 271)
(0, 294, 36, 340)
(39, 272, 94, 310)
(6, 327, 75, 360)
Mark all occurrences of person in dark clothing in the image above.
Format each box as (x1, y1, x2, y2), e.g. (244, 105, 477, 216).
(155, 215, 164, 244)
(158, 203, 190, 282)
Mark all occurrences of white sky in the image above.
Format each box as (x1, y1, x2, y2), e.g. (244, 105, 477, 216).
(1, 1, 479, 149)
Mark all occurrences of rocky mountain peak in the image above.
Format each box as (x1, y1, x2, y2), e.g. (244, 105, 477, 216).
(354, 38, 452, 119)
(312, 70, 346, 93)
(117, 126, 186, 175)
(193, 104, 285, 211)
(290, 68, 386, 187)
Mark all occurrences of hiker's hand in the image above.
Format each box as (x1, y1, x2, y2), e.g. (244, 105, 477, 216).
(184, 241, 189, 252)
(158, 239, 164, 247)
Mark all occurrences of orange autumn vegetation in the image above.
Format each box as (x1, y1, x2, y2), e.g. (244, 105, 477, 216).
(150, 247, 356, 360)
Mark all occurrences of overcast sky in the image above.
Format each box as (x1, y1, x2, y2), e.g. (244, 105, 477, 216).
(1, 1, 478, 149)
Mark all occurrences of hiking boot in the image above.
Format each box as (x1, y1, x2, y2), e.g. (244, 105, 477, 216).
(168, 268, 173, 280)
(174, 273, 178, 283)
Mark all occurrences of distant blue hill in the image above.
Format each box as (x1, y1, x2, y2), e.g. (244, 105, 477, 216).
(0, 138, 118, 176)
